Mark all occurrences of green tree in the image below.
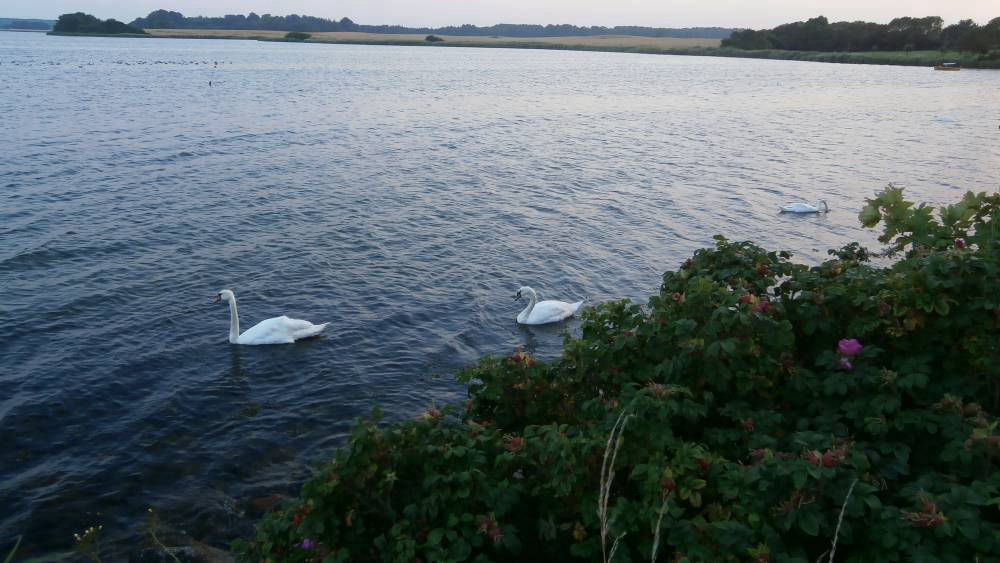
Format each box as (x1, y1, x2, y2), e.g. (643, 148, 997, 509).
(53, 12, 146, 34)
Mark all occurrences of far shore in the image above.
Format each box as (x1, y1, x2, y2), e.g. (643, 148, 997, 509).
(145, 29, 721, 49)
(43, 28, 1000, 69)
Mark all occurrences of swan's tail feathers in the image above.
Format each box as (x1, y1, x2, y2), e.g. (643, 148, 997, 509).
(294, 322, 329, 341)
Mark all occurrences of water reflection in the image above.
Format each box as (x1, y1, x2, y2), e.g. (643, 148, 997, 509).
(228, 346, 244, 379)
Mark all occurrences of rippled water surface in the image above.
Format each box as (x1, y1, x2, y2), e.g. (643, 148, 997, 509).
(1, 31, 998, 558)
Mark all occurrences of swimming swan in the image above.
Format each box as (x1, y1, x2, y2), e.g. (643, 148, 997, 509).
(514, 286, 584, 325)
(213, 289, 328, 345)
(780, 200, 829, 213)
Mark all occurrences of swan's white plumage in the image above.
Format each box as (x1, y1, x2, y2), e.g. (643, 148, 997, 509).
(235, 315, 329, 345)
(780, 200, 829, 213)
(215, 289, 328, 345)
(515, 286, 584, 325)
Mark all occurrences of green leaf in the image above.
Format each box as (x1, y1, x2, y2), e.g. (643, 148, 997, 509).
(934, 297, 950, 316)
(798, 511, 820, 536)
(862, 494, 882, 513)
(792, 470, 807, 490)
(502, 527, 523, 554)
(427, 528, 444, 546)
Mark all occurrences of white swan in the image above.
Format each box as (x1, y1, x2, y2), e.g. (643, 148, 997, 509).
(780, 200, 829, 213)
(213, 289, 328, 345)
(514, 286, 584, 325)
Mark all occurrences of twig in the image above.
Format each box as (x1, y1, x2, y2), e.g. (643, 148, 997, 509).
(599, 408, 632, 563)
(828, 478, 859, 563)
(609, 531, 626, 563)
(147, 509, 182, 563)
(3, 536, 22, 563)
(651, 493, 671, 562)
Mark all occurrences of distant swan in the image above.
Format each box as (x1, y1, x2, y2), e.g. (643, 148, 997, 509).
(780, 200, 829, 213)
(514, 286, 584, 325)
(213, 289, 328, 345)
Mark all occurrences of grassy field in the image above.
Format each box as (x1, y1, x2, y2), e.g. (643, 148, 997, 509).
(146, 29, 720, 48)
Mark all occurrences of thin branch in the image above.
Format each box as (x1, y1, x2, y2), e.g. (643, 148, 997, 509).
(651, 494, 671, 563)
(599, 408, 632, 563)
(3, 536, 22, 563)
(609, 531, 626, 563)
(828, 478, 859, 563)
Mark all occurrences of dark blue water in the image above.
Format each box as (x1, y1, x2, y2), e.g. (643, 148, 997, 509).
(1, 31, 998, 559)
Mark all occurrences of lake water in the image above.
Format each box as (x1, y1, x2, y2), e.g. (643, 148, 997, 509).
(1, 31, 998, 559)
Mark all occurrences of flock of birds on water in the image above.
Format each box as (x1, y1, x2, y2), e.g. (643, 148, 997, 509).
(0, 59, 233, 68)
(215, 199, 831, 345)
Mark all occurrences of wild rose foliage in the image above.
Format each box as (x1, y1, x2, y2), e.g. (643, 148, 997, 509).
(235, 188, 1000, 562)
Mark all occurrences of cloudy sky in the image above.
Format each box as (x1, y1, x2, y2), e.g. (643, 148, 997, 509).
(8, 0, 997, 28)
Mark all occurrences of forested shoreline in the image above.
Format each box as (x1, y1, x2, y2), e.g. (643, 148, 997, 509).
(128, 9, 733, 38)
(724, 16, 1000, 54)
(51, 12, 146, 35)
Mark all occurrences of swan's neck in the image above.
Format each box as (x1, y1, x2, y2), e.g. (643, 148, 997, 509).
(227, 297, 241, 343)
(519, 289, 538, 322)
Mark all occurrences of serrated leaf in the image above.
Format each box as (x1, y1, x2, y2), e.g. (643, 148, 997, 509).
(798, 511, 820, 536)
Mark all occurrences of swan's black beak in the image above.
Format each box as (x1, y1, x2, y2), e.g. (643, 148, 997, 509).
(513, 292, 521, 301)
(212, 294, 221, 304)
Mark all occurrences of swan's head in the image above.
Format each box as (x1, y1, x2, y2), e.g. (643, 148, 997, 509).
(213, 289, 235, 304)
(514, 286, 535, 301)
(819, 200, 829, 212)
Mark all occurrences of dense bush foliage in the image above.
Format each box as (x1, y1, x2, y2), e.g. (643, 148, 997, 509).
(52, 12, 146, 35)
(723, 15, 1000, 54)
(285, 32, 312, 42)
(235, 187, 999, 562)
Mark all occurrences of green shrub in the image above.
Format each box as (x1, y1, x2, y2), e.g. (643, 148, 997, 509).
(234, 187, 1000, 562)
(426, 34, 445, 42)
(53, 12, 146, 34)
(285, 31, 311, 41)
(980, 49, 1000, 61)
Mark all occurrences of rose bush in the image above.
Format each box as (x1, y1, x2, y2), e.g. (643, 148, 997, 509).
(235, 187, 999, 562)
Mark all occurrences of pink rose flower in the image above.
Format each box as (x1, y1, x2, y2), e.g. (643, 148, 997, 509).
(837, 338, 863, 358)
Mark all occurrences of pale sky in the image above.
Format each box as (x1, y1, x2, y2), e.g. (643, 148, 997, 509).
(7, 0, 998, 29)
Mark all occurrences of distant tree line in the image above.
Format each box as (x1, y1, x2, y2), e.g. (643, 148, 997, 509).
(129, 10, 360, 33)
(53, 12, 147, 34)
(128, 10, 734, 38)
(0, 18, 54, 30)
(723, 15, 1000, 53)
